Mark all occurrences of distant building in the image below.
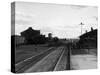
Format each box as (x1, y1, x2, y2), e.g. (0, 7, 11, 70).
(15, 35, 25, 45)
(20, 27, 46, 44)
(21, 27, 40, 39)
(48, 33, 52, 39)
(11, 35, 25, 46)
(79, 29, 97, 48)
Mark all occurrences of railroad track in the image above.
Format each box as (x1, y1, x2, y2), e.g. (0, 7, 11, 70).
(53, 49, 67, 71)
(15, 47, 55, 73)
(15, 46, 69, 73)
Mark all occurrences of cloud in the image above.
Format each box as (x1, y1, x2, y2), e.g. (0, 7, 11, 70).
(15, 12, 34, 25)
(15, 19, 32, 25)
(16, 12, 34, 19)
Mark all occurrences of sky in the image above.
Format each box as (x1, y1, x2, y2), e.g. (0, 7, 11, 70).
(12, 2, 98, 38)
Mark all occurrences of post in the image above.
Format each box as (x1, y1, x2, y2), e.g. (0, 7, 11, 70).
(81, 24, 82, 35)
(66, 43, 71, 70)
(80, 22, 84, 35)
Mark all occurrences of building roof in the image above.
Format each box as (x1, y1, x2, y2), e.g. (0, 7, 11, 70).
(20, 27, 40, 36)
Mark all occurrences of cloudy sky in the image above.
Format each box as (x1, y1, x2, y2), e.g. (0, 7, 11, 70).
(12, 2, 98, 38)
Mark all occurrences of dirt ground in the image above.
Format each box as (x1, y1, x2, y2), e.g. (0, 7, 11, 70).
(15, 45, 50, 63)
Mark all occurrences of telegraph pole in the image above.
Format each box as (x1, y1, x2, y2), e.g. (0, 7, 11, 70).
(79, 22, 84, 35)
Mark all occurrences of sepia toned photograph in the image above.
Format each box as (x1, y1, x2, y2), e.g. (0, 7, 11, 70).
(11, 2, 98, 73)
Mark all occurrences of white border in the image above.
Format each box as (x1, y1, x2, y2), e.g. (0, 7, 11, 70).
(0, 0, 99, 75)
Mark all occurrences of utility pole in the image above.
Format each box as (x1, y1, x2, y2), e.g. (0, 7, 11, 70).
(79, 22, 84, 35)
